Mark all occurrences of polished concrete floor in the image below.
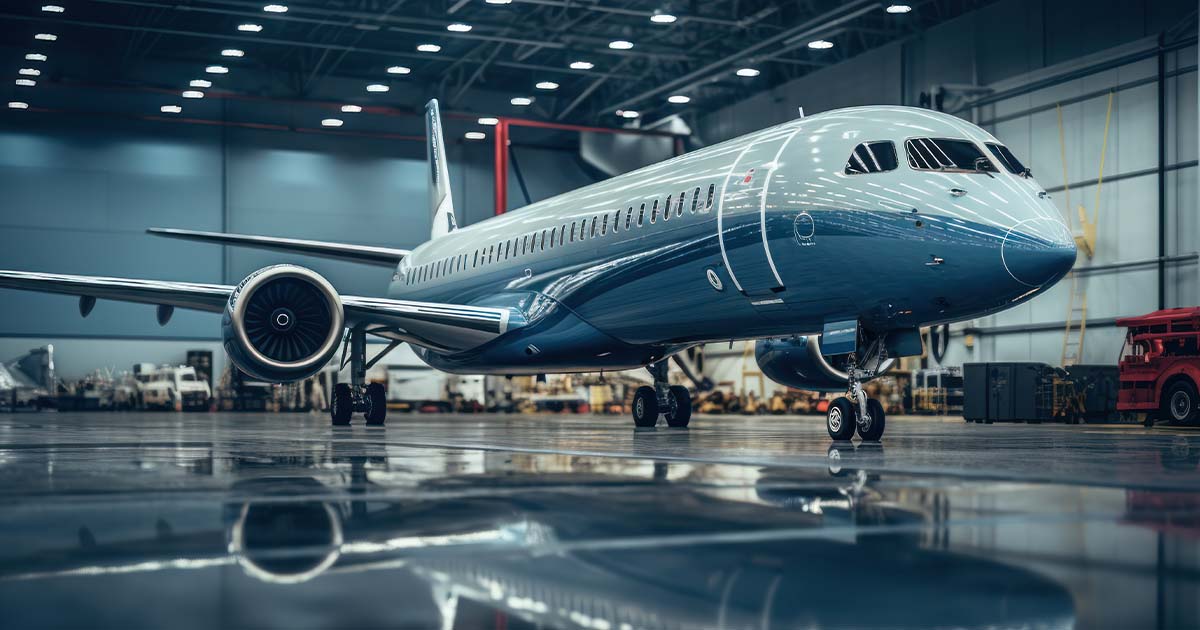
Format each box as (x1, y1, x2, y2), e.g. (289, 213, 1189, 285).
(1, 412, 1199, 629)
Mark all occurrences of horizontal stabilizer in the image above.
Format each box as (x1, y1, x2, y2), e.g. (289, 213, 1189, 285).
(147, 228, 409, 267)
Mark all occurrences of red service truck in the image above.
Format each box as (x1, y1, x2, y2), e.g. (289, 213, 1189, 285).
(1117, 307, 1200, 427)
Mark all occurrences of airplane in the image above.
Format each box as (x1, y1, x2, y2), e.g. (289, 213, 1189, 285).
(0, 100, 1076, 439)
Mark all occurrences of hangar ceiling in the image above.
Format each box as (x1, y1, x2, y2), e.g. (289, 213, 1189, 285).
(1, 0, 999, 128)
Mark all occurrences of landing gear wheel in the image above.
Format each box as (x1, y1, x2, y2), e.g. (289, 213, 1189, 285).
(632, 386, 659, 428)
(331, 383, 352, 426)
(1163, 380, 1199, 425)
(665, 385, 692, 428)
(857, 398, 886, 442)
(364, 383, 387, 426)
(826, 396, 857, 441)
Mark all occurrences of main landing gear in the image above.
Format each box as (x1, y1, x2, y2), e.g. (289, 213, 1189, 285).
(826, 354, 887, 442)
(632, 360, 691, 428)
(331, 326, 399, 427)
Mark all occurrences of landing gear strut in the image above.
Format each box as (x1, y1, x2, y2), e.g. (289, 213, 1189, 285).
(331, 326, 398, 427)
(632, 360, 691, 428)
(826, 348, 887, 442)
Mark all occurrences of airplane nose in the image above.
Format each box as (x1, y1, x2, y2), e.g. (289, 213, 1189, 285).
(1001, 218, 1077, 287)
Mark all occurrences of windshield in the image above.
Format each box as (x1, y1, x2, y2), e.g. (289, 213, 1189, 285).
(985, 142, 1028, 175)
(181, 373, 196, 381)
(905, 138, 996, 173)
(844, 141, 898, 175)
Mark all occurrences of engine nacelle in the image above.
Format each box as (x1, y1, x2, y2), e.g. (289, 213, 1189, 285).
(222, 265, 344, 383)
(755, 335, 894, 392)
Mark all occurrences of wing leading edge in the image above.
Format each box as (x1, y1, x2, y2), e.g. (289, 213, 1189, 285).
(147, 228, 410, 268)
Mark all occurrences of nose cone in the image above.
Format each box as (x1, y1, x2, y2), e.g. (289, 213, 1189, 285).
(1001, 217, 1077, 287)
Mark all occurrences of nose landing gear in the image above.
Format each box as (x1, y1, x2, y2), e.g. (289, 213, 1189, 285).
(825, 354, 887, 442)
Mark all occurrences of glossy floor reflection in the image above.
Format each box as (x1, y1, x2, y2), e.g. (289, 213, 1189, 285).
(1, 413, 1199, 629)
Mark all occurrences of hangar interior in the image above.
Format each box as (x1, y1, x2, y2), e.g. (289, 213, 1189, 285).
(2, 1, 1200, 628)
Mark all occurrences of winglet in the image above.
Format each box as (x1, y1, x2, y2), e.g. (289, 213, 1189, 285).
(426, 99, 457, 239)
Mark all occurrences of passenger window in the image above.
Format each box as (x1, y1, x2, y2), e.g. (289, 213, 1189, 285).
(601, 214, 608, 235)
(550, 228, 557, 249)
(611, 210, 620, 232)
(488, 245, 494, 263)
(705, 184, 715, 210)
(625, 207, 633, 229)
(590, 216, 598, 237)
(637, 203, 645, 227)
(844, 141, 898, 174)
(676, 192, 685, 217)
(664, 195, 672, 222)
(569, 222, 576, 242)
(905, 138, 996, 173)
(985, 142, 1029, 175)
(691, 187, 700, 213)
(650, 199, 658, 224)
(538, 229, 545, 251)
(560, 225, 567, 245)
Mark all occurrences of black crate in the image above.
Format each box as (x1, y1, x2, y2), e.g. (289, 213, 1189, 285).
(963, 362, 1056, 423)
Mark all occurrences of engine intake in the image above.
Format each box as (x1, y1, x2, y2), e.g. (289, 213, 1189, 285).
(755, 335, 894, 392)
(223, 265, 344, 382)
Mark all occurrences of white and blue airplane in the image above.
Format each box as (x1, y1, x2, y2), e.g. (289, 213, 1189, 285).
(0, 101, 1075, 439)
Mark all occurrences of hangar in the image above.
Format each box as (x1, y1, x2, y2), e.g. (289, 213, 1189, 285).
(0, 0, 1198, 627)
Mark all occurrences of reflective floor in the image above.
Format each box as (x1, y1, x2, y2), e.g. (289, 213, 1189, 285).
(1, 412, 1199, 629)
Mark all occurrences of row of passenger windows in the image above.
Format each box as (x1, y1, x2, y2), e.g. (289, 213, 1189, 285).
(845, 138, 1028, 176)
(404, 183, 718, 286)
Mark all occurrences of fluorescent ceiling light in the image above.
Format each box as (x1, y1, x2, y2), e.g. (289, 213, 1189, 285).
(41, 5, 65, 12)
(182, 90, 204, 99)
(608, 40, 633, 50)
(8, 101, 29, 109)
(485, 0, 512, 4)
(535, 81, 558, 90)
(321, 118, 343, 127)
(26, 53, 48, 62)
(417, 44, 441, 53)
(478, 117, 499, 125)
(341, 104, 362, 113)
(35, 33, 57, 41)
(569, 61, 594, 70)
(160, 105, 182, 114)
(617, 110, 639, 119)
(735, 67, 760, 77)
(386, 65, 411, 74)
(189, 79, 211, 88)
(510, 97, 532, 106)
(464, 131, 486, 140)
(15, 79, 36, 87)
(886, 4, 912, 13)
(263, 4, 288, 13)
(808, 39, 834, 49)
(667, 94, 690, 104)
(221, 49, 244, 57)
(238, 23, 263, 32)
(650, 13, 677, 24)
(206, 65, 229, 74)
(19, 68, 41, 77)
(366, 83, 389, 92)
(447, 23, 472, 32)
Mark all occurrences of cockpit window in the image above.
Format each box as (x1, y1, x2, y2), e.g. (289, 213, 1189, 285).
(905, 138, 996, 173)
(844, 141, 898, 174)
(985, 142, 1029, 176)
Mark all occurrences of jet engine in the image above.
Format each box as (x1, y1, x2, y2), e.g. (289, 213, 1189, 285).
(755, 335, 894, 392)
(222, 265, 344, 382)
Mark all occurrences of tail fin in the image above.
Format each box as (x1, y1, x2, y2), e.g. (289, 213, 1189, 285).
(425, 99, 458, 239)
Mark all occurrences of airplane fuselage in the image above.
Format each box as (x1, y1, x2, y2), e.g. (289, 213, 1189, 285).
(390, 106, 1076, 374)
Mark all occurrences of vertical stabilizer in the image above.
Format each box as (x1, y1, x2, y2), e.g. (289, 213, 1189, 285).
(425, 99, 458, 239)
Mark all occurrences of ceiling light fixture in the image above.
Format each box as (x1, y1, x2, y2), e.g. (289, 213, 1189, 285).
(485, 0, 512, 4)
(321, 118, 343, 127)
(189, 79, 211, 88)
(616, 109, 639, 119)
(366, 83, 389, 92)
(15, 79, 36, 87)
(182, 90, 204, 99)
(9, 101, 30, 109)
(19, 68, 41, 77)
(160, 105, 182, 114)
(608, 40, 633, 50)
(478, 117, 499, 125)
(465, 131, 486, 140)
(35, 33, 57, 41)
(206, 65, 229, 74)
(26, 53, 47, 62)
(386, 65, 411, 74)
(41, 5, 65, 12)
(221, 49, 245, 57)
(569, 61, 594, 70)
(735, 67, 760, 77)
(447, 23, 472, 32)
(535, 81, 559, 90)
(650, 12, 677, 24)
(510, 97, 532, 106)
(263, 4, 288, 13)
(667, 94, 690, 104)
(417, 44, 441, 53)
(886, 4, 912, 14)
(341, 104, 362, 113)
(238, 23, 263, 32)
(807, 39, 834, 49)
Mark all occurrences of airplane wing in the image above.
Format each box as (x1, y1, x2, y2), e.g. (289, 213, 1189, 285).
(0, 270, 517, 352)
(147, 228, 410, 268)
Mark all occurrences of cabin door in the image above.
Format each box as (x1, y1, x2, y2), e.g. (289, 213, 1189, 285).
(716, 130, 793, 302)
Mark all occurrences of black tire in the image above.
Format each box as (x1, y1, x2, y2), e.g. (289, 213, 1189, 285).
(857, 398, 886, 442)
(632, 386, 659, 428)
(1162, 380, 1199, 425)
(665, 385, 691, 428)
(331, 383, 353, 426)
(826, 397, 857, 441)
(364, 383, 387, 425)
